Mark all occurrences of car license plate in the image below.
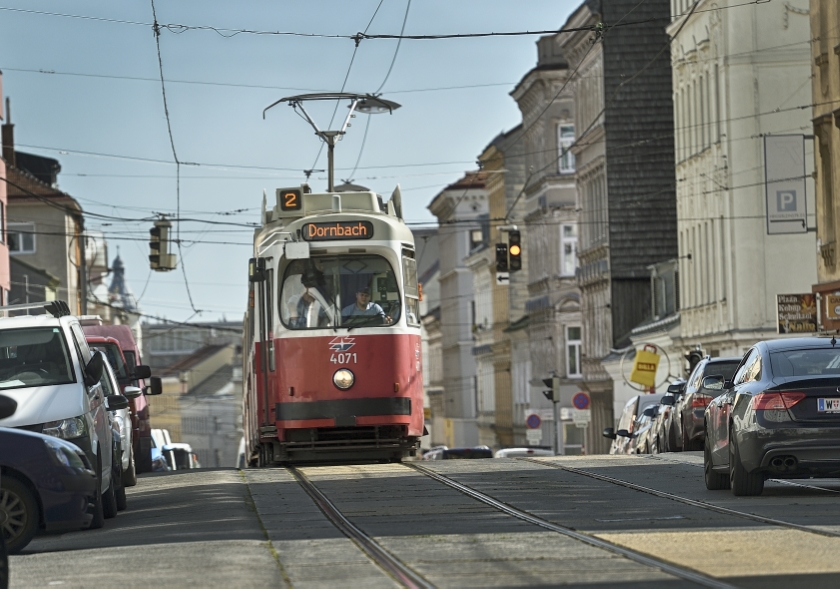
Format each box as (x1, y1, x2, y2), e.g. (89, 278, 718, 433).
(817, 398, 840, 413)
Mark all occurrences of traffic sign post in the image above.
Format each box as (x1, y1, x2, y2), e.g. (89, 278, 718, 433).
(572, 392, 590, 410)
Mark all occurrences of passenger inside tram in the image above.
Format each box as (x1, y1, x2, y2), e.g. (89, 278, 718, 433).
(280, 256, 401, 329)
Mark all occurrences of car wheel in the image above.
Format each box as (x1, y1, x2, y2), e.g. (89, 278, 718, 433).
(0, 531, 8, 589)
(115, 483, 127, 512)
(135, 439, 152, 474)
(122, 447, 137, 488)
(704, 431, 729, 490)
(730, 426, 764, 496)
(113, 461, 127, 512)
(102, 481, 118, 520)
(0, 476, 39, 554)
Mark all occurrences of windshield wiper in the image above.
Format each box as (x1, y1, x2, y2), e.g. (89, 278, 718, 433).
(345, 314, 386, 332)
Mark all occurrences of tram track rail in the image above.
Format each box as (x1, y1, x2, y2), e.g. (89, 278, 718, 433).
(407, 462, 737, 589)
(521, 457, 840, 540)
(287, 466, 434, 589)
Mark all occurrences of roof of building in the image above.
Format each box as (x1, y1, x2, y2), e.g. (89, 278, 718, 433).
(184, 364, 235, 397)
(159, 343, 229, 376)
(6, 163, 81, 212)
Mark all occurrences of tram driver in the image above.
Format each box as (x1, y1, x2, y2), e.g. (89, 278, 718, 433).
(341, 286, 391, 325)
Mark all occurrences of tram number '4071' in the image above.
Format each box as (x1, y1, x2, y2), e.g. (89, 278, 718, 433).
(330, 353, 358, 364)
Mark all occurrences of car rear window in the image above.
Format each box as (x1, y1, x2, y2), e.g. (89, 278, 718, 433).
(770, 348, 840, 376)
(703, 361, 739, 382)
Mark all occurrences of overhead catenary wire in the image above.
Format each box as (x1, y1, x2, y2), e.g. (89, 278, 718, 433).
(0, 0, 771, 41)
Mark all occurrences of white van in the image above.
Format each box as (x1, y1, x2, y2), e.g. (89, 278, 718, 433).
(0, 301, 135, 528)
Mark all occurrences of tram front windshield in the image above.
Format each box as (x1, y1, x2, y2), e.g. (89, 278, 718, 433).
(280, 255, 401, 329)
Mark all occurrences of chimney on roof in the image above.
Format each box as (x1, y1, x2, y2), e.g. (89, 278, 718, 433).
(2, 96, 14, 167)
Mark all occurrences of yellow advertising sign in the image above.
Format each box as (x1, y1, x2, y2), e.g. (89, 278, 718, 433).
(825, 294, 840, 321)
(630, 345, 660, 388)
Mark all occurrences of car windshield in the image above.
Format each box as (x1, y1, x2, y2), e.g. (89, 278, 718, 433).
(770, 348, 840, 376)
(0, 327, 76, 390)
(702, 361, 739, 384)
(280, 255, 401, 329)
(96, 342, 128, 379)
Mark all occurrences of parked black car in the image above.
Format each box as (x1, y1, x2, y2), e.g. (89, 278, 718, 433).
(676, 356, 741, 450)
(0, 395, 97, 553)
(704, 337, 840, 496)
(652, 380, 687, 453)
(603, 394, 664, 454)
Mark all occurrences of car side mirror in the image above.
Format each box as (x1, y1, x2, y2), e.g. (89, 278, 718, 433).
(643, 407, 656, 417)
(145, 376, 163, 396)
(616, 429, 631, 438)
(84, 353, 104, 387)
(702, 375, 725, 391)
(106, 395, 129, 411)
(661, 395, 675, 406)
(133, 365, 152, 380)
(667, 382, 685, 394)
(0, 394, 17, 419)
(123, 386, 143, 399)
(602, 427, 617, 440)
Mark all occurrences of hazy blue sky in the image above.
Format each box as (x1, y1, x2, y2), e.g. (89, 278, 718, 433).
(0, 0, 577, 322)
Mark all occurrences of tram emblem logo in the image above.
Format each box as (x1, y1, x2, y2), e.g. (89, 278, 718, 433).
(329, 337, 356, 352)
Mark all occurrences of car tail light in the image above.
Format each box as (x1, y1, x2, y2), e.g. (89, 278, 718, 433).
(691, 395, 712, 408)
(751, 391, 806, 411)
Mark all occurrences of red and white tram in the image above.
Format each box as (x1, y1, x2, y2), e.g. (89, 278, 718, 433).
(243, 185, 424, 464)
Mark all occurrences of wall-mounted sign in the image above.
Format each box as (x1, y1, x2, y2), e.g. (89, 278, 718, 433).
(630, 345, 660, 387)
(302, 221, 374, 241)
(824, 294, 840, 321)
(777, 293, 817, 333)
(764, 135, 808, 234)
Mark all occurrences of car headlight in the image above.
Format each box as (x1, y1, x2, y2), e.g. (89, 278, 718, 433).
(43, 438, 86, 469)
(43, 416, 87, 440)
(333, 369, 355, 390)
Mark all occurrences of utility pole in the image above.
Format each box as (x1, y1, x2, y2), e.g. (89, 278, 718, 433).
(76, 214, 88, 315)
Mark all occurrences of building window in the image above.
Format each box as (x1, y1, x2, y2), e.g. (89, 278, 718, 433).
(560, 224, 578, 276)
(566, 326, 582, 378)
(8, 223, 35, 254)
(558, 124, 575, 174)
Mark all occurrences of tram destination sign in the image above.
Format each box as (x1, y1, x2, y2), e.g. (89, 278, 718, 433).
(302, 221, 374, 241)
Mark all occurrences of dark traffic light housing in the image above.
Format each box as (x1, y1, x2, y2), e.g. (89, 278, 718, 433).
(508, 230, 522, 271)
(495, 243, 509, 272)
(149, 219, 176, 271)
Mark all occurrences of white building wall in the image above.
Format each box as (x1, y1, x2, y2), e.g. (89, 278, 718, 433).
(671, 0, 816, 354)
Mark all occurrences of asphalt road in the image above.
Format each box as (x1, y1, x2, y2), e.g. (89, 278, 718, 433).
(8, 454, 840, 588)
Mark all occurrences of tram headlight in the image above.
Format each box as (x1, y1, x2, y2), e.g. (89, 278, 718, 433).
(333, 369, 355, 390)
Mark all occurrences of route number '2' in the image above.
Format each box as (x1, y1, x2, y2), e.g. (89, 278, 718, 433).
(330, 353, 357, 364)
(280, 188, 302, 211)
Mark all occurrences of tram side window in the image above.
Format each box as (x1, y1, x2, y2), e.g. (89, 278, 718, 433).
(402, 255, 420, 325)
(279, 255, 402, 330)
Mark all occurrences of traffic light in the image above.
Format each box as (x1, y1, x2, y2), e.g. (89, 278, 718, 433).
(508, 230, 522, 271)
(495, 243, 509, 272)
(541, 376, 561, 402)
(685, 349, 704, 374)
(149, 219, 177, 271)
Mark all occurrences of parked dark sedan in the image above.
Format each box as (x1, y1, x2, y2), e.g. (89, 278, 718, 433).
(676, 356, 741, 450)
(604, 394, 664, 454)
(0, 396, 97, 553)
(704, 337, 840, 496)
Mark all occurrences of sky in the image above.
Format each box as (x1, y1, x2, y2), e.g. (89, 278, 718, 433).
(0, 0, 577, 323)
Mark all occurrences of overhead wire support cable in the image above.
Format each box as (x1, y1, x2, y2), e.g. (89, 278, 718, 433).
(150, 0, 201, 315)
(349, 0, 413, 182)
